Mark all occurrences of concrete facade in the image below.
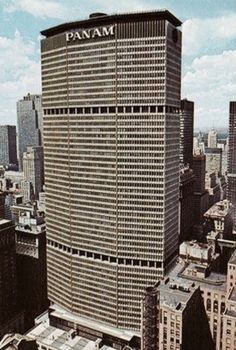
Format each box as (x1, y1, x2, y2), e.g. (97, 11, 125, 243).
(41, 10, 182, 330)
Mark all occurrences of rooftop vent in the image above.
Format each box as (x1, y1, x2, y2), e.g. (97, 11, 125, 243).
(89, 13, 107, 19)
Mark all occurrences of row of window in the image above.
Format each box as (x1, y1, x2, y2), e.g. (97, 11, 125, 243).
(47, 239, 162, 267)
(44, 105, 179, 115)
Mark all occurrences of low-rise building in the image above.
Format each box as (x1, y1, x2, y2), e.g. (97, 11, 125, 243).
(15, 211, 48, 331)
(204, 200, 234, 239)
(0, 219, 24, 338)
(170, 239, 236, 350)
(141, 277, 214, 350)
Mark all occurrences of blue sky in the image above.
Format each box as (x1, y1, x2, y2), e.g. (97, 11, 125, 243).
(0, 0, 235, 129)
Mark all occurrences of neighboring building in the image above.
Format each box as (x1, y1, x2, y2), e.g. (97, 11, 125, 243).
(41, 10, 182, 330)
(0, 219, 24, 337)
(15, 211, 48, 331)
(169, 237, 236, 350)
(0, 315, 121, 350)
(179, 166, 195, 242)
(193, 150, 209, 224)
(11, 202, 36, 223)
(227, 101, 236, 227)
(204, 200, 233, 239)
(197, 131, 205, 153)
(141, 284, 160, 350)
(193, 137, 199, 152)
(17, 94, 42, 171)
(205, 172, 221, 207)
(4, 191, 23, 220)
(222, 251, 236, 350)
(4, 171, 24, 189)
(193, 150, 206, 194)
(22, 146, 44, 200)
(208, 129, 218, 148)
(218, 175, 227, 201)
(0, 125, 17, 167)
(141, 278, 214, 350)
(180, 99, 194, 167)
(39, 308, 140, 350)
(37, 191, 46, 213)
(0, 334, 37, 350)
(222, 286, 236, 350)
(205, 147, 222, 175)
(21, 181, 33, 203)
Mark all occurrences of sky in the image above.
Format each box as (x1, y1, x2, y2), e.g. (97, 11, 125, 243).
(0, 0, 235, 130)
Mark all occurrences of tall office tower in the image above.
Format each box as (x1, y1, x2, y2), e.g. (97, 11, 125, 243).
(208, 129, 217, 148)
(192, 150, 209, 224)
(0, 219, 24, 337)
(179, 166, 195, 242)
(41, 11, 182, 330)
(193, 150, 206, 194)
(15, 210, 48, 330)
(227, 102, 236, 227)
(22, 146, 44, 200)
(0, 125, 17, 167)
(180, 99, 194, 167)
(17, 94, 42, 171)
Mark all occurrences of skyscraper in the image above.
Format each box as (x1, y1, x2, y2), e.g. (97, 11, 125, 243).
(227, 101, 236, 226)
(180, 99, 194, 167)
(208, 129, 217, 148)
(41, 10, 182, 330)
(22, 146, 44, 200)
(192, 150, 209, 224)
(0, 125, 17, 167)
(17, 94, 42, 171)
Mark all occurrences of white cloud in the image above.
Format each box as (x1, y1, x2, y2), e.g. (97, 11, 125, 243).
(89, 0, 150, 13)
(0, 30, 41, 124)
(2, 0, 154, 21)
(182, 50, 236, 128)
(3, 0, 66, 19)
(183, 13, 236, 56)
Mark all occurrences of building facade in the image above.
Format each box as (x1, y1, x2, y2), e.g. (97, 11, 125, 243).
(180, 99, 194, 168)
(41, 11, 182, 330)
(227, 101, 236, 227)
(17, 94, 42, 171)
(0, 125, 17, 167)
(205, 147, 222, 176)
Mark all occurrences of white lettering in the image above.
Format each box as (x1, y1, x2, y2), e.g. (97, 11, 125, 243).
(102, 26, 114, 36)
(82, 29, 91, 39)
(74, 32, 82, 40)
(66, 32, 74, 42)
(92, 28, 102, 38)
(66, 26, 115, 42)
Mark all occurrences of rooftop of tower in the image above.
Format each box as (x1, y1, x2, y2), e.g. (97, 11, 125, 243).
(41, 10, 182, 37)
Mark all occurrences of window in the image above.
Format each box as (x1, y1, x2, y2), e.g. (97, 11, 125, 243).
(207, 299, 211, 311)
